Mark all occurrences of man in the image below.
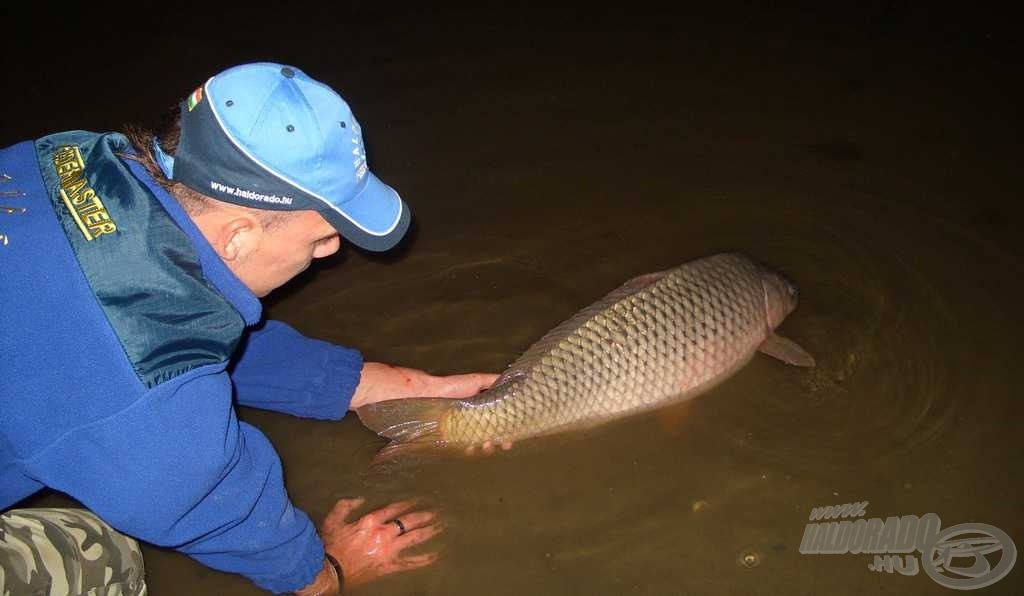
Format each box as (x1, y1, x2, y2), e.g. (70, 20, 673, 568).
(0, 62, 499, 594)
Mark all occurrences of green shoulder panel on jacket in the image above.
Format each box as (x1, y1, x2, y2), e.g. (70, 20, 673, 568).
(35, 131, 245, 387)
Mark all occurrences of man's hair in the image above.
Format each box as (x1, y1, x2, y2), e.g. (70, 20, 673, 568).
(122, 107, 286, 229)
(123, 107, 215, 216)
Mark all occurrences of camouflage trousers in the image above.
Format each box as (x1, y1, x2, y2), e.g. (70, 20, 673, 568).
(0, 509, 146, 596)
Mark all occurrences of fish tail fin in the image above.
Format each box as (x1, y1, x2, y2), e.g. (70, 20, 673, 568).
(356, 397, 454, 462)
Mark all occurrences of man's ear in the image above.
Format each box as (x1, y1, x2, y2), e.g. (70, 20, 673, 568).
(218, 214, 263, 263)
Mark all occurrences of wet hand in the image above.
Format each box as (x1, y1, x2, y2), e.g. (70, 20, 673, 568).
(350, 362, 498, 409)
(465, 439, 514, 456)
(320, 497, 443, 591)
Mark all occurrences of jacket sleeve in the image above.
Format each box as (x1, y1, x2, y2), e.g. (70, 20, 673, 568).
(25, 366, 325, 593)
(230, 320, 363, 419)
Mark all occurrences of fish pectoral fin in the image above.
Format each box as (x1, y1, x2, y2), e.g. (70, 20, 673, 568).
(758, 332, 815, 367)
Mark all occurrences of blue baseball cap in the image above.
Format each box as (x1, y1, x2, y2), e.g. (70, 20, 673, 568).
(153, 62, 410, 251)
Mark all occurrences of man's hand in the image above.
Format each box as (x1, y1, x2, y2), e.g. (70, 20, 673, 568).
(324, 497, 443, 592)
(349, 362, 498, 410)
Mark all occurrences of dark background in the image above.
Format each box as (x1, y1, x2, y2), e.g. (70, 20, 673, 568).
(3, 2, 1019, 251)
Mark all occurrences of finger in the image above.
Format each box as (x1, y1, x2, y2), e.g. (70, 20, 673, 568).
(366, 500, 419, 525)
(323, 497, 365, 526)
(482, 441, 495, 455)
(501, 440, 513, 451)
(396, 552, 439, 571)
(475, 373, 500, 391)
(465, 444, 476, 455)
(391, 510, 438, 532)
(397, 523, 444, 549)
(441, 374, 500, 398)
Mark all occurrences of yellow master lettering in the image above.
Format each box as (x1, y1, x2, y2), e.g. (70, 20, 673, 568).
(58, 167, 81, 184)
(78, 201, 103, 219)
(56, 160, 81, 176)
(64, 178, 87, 200)
(75, 189, 99, 210)
(59, 189, 94, 240)
(52, 145, 118, 241)
(83, 209, 110, 226)
(88, 221, 117, 238)
(53, 148, 76, 165)
(54, 147, 85, 169)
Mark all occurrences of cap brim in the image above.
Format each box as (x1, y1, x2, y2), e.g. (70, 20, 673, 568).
(320, 172, 411, 251)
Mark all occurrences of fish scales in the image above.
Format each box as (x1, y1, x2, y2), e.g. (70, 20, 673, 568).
(444, 254, 765, 444)
(357, 253, 814, 456)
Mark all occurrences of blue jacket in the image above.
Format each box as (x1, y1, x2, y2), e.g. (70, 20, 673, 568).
(0, 131, 364, 593)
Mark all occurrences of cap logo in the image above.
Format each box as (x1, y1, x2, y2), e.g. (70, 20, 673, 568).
(187, 87, 204, 112)
(350, 122, 368, 181)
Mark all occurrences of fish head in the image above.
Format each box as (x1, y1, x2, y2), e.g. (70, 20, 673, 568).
(760, 270, 800, 329)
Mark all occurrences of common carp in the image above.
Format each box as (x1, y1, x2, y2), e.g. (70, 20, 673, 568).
(358, 253, 813, 457)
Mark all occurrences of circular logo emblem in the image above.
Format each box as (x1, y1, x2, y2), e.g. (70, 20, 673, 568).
(922, 523, 1016, 590)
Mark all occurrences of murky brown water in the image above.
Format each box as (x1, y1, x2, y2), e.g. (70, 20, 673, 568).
(6, 4, 1021, 595)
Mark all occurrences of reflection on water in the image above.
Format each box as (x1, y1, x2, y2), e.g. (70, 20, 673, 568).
(13, 5, 1022, 595)
(226, 184, 1018, 595)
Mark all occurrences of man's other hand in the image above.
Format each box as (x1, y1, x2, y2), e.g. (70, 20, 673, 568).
(301, 498, 442, 594)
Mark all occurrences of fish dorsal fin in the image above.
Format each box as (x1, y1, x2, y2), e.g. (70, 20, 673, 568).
(493, 269, 673, 386)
